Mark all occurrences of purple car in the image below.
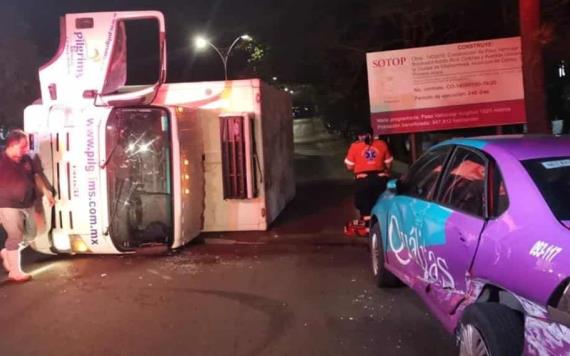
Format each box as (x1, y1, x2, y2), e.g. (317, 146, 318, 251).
(369, 135, 570, 355)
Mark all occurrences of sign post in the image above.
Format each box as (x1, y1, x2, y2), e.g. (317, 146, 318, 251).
(520, 0, 550, 134)
(410, 133, 417, 162)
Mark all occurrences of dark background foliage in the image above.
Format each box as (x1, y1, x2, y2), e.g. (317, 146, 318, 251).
(0, 0, 568, 139)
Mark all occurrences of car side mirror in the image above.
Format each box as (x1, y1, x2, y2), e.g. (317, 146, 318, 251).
(387, 179, 399, 193)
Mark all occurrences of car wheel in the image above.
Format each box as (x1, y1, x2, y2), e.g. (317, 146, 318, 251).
(370, 221, 400, 288)
(458, 303, 524, 356)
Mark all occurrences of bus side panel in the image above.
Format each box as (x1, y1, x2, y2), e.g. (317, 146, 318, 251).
(259, 82, 295, 226)
(24, 105, 55, 254)
(172, 107, 204, 248)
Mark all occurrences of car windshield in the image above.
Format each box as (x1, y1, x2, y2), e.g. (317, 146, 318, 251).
(522, 157, 570, 222)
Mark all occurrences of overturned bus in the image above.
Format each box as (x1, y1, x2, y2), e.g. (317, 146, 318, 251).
(24, 11, 295, 254)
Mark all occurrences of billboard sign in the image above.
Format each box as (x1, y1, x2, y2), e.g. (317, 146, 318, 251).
(366, 37, 526, 134)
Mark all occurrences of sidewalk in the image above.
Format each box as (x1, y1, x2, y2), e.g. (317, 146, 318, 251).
(294, 142, 409, 184)
(293, 118, 409, 184)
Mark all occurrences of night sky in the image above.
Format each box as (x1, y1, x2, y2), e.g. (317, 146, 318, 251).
(4, 1, 569, 82)
(1, 0, 568, 131)
(2, 1, 538, 87)
(7, 0, 333, 84)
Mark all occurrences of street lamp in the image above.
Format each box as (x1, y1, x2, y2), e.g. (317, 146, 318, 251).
(194, 34, 253, 81)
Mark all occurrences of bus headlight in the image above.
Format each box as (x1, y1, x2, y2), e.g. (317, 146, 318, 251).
(70, 235, 91, 253)
(52, 230, 71, 252)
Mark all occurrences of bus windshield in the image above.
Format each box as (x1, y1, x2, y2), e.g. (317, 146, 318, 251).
(105, 108, 173, 250)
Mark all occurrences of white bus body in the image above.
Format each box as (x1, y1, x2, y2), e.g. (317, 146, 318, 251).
(24, 11, 294, 254)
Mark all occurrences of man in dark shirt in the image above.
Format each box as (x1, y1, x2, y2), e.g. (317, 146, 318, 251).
(0, 129, 54, 282)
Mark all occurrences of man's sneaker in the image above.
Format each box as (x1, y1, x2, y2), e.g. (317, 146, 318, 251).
(356, 224, 369, 237)
(6, 250, 31, 282)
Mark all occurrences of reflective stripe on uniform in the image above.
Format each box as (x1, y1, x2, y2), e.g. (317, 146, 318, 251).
(356, 172, 388, 179)
(344, 158, 355, 166)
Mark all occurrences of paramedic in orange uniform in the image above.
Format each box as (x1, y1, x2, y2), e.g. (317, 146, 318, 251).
(344, 126, 393, 225)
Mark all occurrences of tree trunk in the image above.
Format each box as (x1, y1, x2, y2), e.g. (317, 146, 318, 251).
(519, 0, 551, 133)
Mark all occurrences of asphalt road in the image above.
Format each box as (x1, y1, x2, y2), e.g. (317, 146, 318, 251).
(0, 180, 456, 356)
(0, 127, 456, 355)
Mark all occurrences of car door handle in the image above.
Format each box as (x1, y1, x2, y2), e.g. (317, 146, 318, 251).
(459, 232, 467, 243)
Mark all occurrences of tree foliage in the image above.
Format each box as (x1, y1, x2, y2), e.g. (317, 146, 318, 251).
(542, 0, 570, 57)
(305, 0, 520, 138)
(236, 0, 522, 138)
(543, 0, 570, 130)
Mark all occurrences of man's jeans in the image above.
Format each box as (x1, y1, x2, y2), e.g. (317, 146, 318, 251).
(0, 207, 37, 250)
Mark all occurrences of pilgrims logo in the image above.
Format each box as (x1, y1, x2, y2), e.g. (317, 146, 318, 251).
(71, 32, 86, 79)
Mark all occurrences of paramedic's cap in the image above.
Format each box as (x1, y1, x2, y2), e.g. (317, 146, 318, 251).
(356, 125, 374, 136)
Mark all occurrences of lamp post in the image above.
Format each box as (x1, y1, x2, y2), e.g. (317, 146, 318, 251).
(194, 34, 253, 81)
